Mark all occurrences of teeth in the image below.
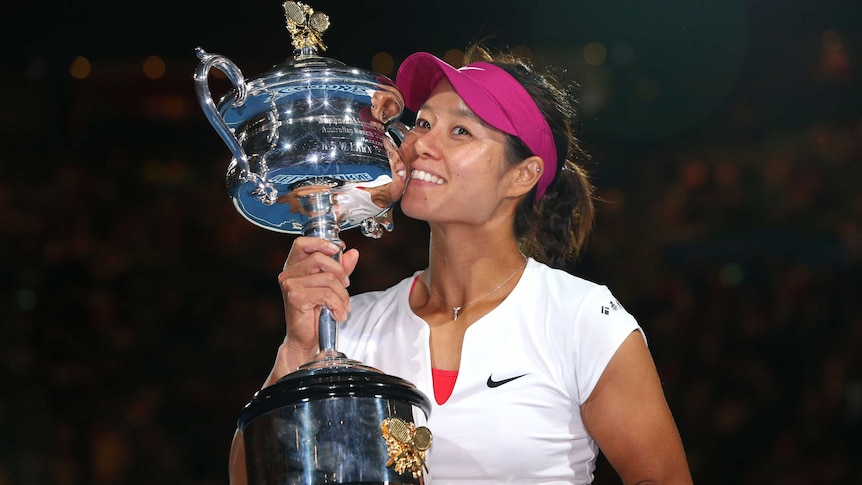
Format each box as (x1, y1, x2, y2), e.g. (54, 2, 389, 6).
(410, 169, 445, 185)
(396, 169, 406, 178)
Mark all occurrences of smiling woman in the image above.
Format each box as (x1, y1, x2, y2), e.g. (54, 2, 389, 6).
(2, 0, 859, 483)
(228, 44, 693, 485)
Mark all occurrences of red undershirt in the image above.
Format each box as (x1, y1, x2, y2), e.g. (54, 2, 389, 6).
(411, 276, 458, 404)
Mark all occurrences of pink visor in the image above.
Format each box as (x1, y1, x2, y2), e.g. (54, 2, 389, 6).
(396, 52, 558, 200)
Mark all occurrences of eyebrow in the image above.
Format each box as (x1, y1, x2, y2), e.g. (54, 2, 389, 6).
(418, 99, 483, 125)
(451, 103, 482, 123)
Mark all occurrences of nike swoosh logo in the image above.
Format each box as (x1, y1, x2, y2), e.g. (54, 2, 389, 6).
(486, 373, 529, 388)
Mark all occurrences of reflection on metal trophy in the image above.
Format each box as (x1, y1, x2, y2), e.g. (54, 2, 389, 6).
(194, 2, 431, 484)
(195, 1, 406, 238)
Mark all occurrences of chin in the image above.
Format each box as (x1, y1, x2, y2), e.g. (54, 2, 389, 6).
(398, 192, 427, 220)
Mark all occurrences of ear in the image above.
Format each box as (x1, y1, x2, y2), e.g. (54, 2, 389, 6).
(507, 156, 545, 198)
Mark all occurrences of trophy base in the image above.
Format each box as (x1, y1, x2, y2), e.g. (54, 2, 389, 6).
(238, 359, 431, 485)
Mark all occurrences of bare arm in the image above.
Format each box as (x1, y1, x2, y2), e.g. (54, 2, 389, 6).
(581, 331, 693, 485)
(228, 237, 360, 484)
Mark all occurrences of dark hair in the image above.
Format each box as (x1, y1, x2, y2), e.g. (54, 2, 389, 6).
(463, 45, 595, 271)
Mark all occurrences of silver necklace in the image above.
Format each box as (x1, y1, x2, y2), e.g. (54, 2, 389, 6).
(425, 259, 528, 321)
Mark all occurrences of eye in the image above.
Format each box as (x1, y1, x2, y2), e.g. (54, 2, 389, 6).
(414, 117, 431, 130)
(452, 126, 471, 136)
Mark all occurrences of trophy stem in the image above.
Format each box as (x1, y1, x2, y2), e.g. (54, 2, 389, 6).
(298, 191, 351, 365)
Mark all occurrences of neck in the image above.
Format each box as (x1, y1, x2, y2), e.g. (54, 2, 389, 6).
(426, 223, 523, 277)
(423, 252, 528, 321)
(419, 222, 527, 318)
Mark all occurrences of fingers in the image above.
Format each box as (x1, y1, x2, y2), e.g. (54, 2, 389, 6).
(280, 271, 351, 321)
(341, 248, 360, 280)
(278, 237, 357, 324)
(283, 237, 343, 270)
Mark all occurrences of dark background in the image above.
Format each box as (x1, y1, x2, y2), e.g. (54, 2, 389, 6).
(2, 1, 861, 483)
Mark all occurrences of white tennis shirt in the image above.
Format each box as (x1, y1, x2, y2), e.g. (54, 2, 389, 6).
(339, 258, 642, 484)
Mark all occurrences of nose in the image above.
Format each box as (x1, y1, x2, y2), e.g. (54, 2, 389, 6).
(410, 126, 441, 162)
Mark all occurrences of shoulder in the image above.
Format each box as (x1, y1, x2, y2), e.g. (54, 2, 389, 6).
(524, 259, 618, 309)
(521, 258, 640, 351)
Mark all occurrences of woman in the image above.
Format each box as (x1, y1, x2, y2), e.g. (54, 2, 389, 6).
(229, 46, 692, 484)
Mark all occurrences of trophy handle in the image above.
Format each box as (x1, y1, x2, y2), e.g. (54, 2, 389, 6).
(193, 47, 250, 177)
(385, 120, 410, 148)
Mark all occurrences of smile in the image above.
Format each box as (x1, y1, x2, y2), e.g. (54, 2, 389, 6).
(410, 169, 445, 185)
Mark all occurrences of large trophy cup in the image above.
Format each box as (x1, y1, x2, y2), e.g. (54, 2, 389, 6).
(194, 2, 431, 483)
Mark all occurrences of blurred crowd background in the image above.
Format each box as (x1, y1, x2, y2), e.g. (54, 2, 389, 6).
(2, 1, 860, 484)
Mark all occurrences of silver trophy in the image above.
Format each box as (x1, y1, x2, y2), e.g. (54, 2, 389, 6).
(194, 2, 430, 483)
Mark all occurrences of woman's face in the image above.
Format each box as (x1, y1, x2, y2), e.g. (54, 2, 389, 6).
(399, 80, 516, 225)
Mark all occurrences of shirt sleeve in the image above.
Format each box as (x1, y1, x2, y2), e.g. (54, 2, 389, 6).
(570, 285, 643, 403)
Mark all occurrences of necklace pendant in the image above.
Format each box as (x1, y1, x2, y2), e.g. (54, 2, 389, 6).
(452, 306, 462, 321)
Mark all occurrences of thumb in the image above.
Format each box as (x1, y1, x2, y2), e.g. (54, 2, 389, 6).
(341, 248, 360, 285)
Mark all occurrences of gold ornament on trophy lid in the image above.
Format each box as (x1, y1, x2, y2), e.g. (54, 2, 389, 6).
(283, 1, 330, 52)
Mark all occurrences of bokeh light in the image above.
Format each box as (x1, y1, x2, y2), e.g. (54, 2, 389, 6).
(142, 56, 166, 79)
(371, 51, 395, 76)
(583, 42, 607, 66)
(69, 56, 91, 79)
(443, 49, 465, 67)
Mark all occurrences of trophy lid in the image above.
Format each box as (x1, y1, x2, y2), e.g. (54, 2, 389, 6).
(216, 1, 383, 132)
